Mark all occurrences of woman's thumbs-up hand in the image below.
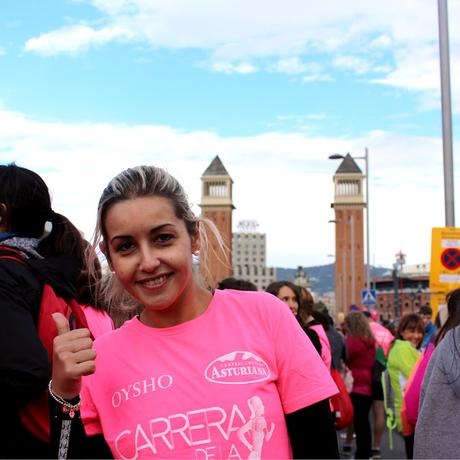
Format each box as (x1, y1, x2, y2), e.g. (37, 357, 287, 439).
(51, 312, 96, 399)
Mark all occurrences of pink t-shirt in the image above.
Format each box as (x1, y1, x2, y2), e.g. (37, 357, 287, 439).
(81, 306, 114, 338)
(309, 323, 332, 370)
(369, 321, 394, 356)
(81, 290, 338, 459)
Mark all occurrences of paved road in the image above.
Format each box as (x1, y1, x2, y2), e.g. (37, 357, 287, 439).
(337, 426, 406, 459)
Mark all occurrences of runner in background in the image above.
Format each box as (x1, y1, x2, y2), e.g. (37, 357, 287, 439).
(0, 164, 111, 458)
(298, 286, 332, 370)
(418, 305, 437, 351)
(343, 312, 376, 460)
(266, 280, 322, 356)
(363, 310, 394, 459)
(386, 313, 424, 459)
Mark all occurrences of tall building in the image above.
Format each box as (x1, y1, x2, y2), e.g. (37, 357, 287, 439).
(232, 220, 276, 290)
(331, 154, 365, 314)
(199, 155, 234, 286)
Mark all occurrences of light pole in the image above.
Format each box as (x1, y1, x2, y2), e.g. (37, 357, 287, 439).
(327, 253, 343, 315)
(437, 0, 455, 226)
(350, 214, 356, 303)
(329, 148, 371, 294)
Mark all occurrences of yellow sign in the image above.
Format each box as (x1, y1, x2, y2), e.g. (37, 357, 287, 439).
(429, 227, 460, 317)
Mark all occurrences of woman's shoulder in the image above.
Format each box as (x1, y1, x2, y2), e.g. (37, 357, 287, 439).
(92, 317, 134, 349)
(0, 252, 43, 318)
(389, 338, 407, 350)
(440, 326, 460, 346)
(216, 289, 284, 309)
(388, 339, 418, 362)
(215, 289, 293, 324)
(0, 250, 40, 289)
(434, 327, 460, 361)
(346, 335, 375, 351)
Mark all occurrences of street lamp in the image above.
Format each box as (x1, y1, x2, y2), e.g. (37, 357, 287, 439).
(329, 148, 371, 295)
(437, 0, 455, 227)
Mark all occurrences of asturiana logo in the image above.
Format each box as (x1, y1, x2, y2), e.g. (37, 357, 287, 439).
(205, 351, 270, 385)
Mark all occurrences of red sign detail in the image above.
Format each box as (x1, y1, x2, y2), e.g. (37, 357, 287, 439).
(441, 248, 460, 270)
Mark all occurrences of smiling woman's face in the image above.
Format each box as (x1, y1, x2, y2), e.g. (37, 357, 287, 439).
(401, 327, 424, 348)
(105, 195, 199, 322)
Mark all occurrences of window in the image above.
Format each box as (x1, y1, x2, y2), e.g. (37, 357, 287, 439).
(337, 179, 360, 196)
(207, 182, 227, 197)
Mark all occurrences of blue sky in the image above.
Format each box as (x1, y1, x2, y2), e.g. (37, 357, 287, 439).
(1, 0, 459, 270)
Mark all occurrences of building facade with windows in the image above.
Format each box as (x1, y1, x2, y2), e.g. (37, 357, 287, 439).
(232, 222, 276, 290)
(373, 263, 430, 321)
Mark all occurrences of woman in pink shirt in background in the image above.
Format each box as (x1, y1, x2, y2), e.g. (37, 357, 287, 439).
(49, 165, 339, 459)
(298, 286, 332, 370)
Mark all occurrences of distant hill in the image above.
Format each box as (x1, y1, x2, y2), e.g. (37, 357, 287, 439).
(276, 264, 390, 295)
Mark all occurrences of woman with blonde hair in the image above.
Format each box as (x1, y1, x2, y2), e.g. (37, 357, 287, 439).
(49, 165, 339, 459)
(344, 312, 376, 459)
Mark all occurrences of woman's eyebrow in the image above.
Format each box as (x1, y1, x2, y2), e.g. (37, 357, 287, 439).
(110, 223, 176, 244)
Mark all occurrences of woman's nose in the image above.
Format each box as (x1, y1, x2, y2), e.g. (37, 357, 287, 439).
(288, 300, 297, 310)
(139, 247, 160, 272)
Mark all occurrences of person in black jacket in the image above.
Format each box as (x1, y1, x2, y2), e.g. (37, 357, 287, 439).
(0, 163, 86, 458)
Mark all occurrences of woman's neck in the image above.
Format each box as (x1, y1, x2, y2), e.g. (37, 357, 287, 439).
(140, 285, 213, 328)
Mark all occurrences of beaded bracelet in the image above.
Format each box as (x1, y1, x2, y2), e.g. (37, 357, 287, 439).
(48, 380, 81, 419)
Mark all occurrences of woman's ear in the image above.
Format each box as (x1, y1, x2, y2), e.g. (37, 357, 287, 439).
(191, 234, 201, 256)
(99, 241, 113, 270)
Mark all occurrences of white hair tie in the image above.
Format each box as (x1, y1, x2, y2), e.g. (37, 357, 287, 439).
(39, 220, 53, 241)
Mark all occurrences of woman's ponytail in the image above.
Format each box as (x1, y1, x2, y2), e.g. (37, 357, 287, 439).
(37, 212, 84, 262)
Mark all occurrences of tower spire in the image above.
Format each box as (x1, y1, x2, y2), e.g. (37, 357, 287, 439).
(199, 156, 234, 286)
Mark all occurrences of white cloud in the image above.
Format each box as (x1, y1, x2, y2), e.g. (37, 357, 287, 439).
(21, 0, 460, 112)
(372, 45, 440, 92)
(332, 55, 372, 75)
(0, 104, 454, 269)
(270, 57, 321, 75)
(302, 74, 332, 83)
(368, 34, 393, 49)
(25, 24, 134, 56)
(208, 61, 258, 74)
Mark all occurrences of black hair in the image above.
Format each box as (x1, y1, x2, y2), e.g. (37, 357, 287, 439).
(75, 240, 106, 311)
(265, 280, 300, 304)
(0, 163, 52, 237)
(435, 288, 460, 345)
(312, 310, 330, 331)
(217, 277, 257, 291)
(419, 305, 433, 316)
(396, 313, 424, 340)
(297, 286, 315, 325)
(0, 163, 85, 261)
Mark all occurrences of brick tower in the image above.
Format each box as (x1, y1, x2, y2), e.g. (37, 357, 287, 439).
(199, 155, 234, 286)
(331, 154, 365, 314)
